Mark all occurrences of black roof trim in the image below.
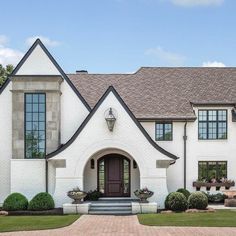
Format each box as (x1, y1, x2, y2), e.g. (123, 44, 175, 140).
(191, 102, 236, 106)
(0, 78, 10, 95)
(138, 117, 196, 122)
(11, 39, 91, 111)
(47, 86, 179, 160)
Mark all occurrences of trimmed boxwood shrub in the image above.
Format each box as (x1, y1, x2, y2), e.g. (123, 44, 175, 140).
(3, 193, 28, 211)
(188, 192, 208, 210)
(165, 192, 188, 212)
(177, 188, 191, 200)
(28, 192, 55, 211)
(164, 193, 172, 209)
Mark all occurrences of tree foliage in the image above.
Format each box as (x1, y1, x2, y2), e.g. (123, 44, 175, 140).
(0, 64, 14, 87)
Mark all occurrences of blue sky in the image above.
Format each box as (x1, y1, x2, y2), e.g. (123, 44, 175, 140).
(0, 0, 235, 73)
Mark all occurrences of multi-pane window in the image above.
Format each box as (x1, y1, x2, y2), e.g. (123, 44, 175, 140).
(198, 161, 227, 181)
(198, 110, 227, 140)
(25, 93, 46, 158)
(155, 123, 172, 141)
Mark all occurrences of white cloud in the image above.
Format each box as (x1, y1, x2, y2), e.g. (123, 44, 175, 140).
(145, 46, 186, 66)
(0, 35, 8, 46)
(0, 47, 23, 66)
(26, 36, 60, 47)
(0, 35, 23, 66)
(202, 61, 226, 67)
(171, 0, 224, 7)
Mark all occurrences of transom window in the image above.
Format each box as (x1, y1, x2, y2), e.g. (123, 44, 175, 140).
(155, 122, 172, 141)
(198, 110, 227, 140)
(25, 93, 46, 158)
(198, 161, 227, 181)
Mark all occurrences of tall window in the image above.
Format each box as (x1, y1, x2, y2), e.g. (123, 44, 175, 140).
(25, 93, 46, 158)
(198, 110, 227, 140)
(198, 161, 227, 181)
(155, 122, 172, 141)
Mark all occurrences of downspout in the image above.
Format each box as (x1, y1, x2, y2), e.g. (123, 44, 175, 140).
(45, 158, 48, 193)
(183, 121, 188, 189)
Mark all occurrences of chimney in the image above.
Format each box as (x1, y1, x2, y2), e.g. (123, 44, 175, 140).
(76, 70, 88, 74)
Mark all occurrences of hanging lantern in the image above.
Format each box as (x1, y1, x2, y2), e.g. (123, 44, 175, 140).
(105, 108, 116, 131)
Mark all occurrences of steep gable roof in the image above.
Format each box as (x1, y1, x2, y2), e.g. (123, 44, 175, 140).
(47, 86, 178, 160)
(10, 39, 91, 111)
(68, 67, 236, 120)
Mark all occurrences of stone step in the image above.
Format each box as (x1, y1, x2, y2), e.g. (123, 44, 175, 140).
(88, 210, 132, 215)
(98, 197, 135, 201)
(90, 206, 131, 211)
(91, 203, 131, 207)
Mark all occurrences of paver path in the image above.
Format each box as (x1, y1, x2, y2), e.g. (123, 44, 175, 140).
(1, 215, 236, 236)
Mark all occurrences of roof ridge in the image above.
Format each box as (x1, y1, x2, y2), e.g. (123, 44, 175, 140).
(67, 66, 236, 76)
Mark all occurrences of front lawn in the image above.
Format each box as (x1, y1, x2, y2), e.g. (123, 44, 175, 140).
(0, 215, 80, 232)
(138, 210, 236, 227)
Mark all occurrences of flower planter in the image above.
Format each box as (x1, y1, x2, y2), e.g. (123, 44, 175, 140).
(134, 189, 154, 203)
(193, 181, 235, 190)
(67, 188, 87, 204)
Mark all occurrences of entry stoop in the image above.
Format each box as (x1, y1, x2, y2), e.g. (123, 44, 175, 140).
(88, 198, 134, 215)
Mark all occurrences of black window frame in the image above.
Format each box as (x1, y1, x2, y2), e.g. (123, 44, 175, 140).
(155, 122, 173, 141)
(198, 161, 227, 181)
(198, 109, 227, 140)
(24, 93, 46, 159)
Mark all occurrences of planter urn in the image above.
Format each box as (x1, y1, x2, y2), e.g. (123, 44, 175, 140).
(134, 189, 154, 203)
(67, 188, 87, 204)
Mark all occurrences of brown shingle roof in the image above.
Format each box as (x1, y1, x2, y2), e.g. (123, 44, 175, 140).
(67, 67, 236, 120)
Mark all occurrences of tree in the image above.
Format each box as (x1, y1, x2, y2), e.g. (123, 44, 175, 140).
(0, 64, 14, 87)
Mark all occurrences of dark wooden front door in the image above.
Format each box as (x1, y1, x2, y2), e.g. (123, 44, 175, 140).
(106, 156, 123, 196)
(98, 154, 130, 197)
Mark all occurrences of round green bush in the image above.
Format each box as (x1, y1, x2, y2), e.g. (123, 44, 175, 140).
(3, 193, 28, 211)
(28, 192, 55, 211)
(177, 188, 191, 200)
(164, 193, 172, 209)
(165, 192, 188, 212)
(188, 192, 208, 210)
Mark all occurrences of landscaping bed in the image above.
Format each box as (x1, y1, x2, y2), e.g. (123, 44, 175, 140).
(7, 207, 63, 216)
(0, 215, 80, 233)
(138, 210, 236, 227)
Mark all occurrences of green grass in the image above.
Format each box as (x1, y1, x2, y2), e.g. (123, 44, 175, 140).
(0, 215, 80, 232)
(138, 210, 236, 227)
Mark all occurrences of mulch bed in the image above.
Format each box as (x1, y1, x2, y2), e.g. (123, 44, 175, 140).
(160, 208, 216, 214)
(7, 208, 63, 216)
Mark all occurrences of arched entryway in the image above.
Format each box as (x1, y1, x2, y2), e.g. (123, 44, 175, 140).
(83, 149, 140, 198)
(98, 154, 130, 197)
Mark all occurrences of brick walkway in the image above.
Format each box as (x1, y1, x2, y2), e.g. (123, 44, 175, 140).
(1, 215, 236, 236)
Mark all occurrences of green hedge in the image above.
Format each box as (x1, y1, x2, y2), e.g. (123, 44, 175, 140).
(28, 192, 55, 211)
(177, 188, 191, 200)
(3, 193, 28, 211)
(165, 192, 188, 212)
(188, 192, 208, 210)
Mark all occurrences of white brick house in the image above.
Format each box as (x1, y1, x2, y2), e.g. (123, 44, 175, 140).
(0, 39, 235, 208)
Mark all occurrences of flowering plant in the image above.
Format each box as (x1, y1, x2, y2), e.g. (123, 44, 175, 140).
(135, 187, 153, 195)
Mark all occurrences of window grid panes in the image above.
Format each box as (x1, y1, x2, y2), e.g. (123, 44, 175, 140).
(98, 160, 105, 193)
(198, 161, 227, 181)
(198, 110, 227, 140)
(123, 159, 130, 194)
(156, 123, 172, 141)
(25, 93, 46, 158)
